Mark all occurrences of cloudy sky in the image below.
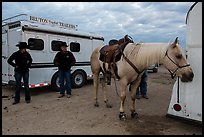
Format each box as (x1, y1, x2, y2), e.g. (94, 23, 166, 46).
(2, 2, 194, 48)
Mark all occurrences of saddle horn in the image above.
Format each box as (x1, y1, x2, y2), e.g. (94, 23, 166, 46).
(125, 35, 134, 43)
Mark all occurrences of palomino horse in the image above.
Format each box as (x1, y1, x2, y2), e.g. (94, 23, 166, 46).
(90, 37, 194, 120)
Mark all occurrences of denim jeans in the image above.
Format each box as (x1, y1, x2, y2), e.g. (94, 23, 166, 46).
(14, 71, 30, 102)
(136, 69, 148, 96)
(59, 70, 72, 95)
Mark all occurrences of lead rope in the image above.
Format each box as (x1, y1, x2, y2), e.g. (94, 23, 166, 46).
(177, 76, 180, 103)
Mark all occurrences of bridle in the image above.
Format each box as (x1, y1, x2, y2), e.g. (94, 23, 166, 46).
(164, 45, 190, 79)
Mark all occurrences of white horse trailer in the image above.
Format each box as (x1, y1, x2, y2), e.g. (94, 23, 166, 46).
(2, 14, 104, 90)
(167, 2, 202, 125)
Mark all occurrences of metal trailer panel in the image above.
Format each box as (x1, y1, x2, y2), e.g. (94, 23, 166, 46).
(2, 33, 9, 84)
(3, 26, 23, 83)
(167, 2, 202, 125)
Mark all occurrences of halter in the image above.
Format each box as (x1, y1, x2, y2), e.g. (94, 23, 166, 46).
(164, 46, 190, 79)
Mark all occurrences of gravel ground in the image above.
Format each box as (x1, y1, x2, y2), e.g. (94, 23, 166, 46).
(2, 66, 202, 135)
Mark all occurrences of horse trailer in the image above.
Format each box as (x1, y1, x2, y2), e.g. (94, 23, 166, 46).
(167, 2, 202, 125)
(2, 14, 104, 90)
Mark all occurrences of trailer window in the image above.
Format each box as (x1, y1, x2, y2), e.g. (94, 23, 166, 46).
(70, 42, 80, 52)
(9, 22, 21, 29)
(51, 41, 65, 51)
(28, 38, 44, 50)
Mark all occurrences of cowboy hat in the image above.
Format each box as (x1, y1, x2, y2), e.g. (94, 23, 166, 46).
(16, 42, 29, 49)
(59, 42, 68, 47)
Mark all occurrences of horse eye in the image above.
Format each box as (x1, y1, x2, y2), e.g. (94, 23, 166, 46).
(176, 54, 182, 59)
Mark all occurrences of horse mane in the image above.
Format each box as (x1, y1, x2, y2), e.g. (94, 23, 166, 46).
(130, 42, 170, 69)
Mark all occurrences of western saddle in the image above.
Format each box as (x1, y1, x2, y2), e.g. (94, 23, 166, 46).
(99, 35, 134, 85)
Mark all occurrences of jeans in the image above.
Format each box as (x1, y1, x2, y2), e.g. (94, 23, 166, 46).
(14, 71, 30, 102)
(136, 69, 148, 96)
(59, 70, 72, 95)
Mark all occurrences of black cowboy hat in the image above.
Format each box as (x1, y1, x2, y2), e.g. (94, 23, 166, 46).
(16, 42, 29, 49)
(59, 42, 68, 47)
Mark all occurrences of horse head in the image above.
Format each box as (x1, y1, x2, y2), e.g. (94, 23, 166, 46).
(163, 37, 194, 82)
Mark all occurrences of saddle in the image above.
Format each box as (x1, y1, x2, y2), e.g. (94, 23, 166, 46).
(99, 35, 134, 64)
(99, 35, 134, 84)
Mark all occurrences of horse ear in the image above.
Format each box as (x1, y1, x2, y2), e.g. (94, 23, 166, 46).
(174, 37, 179, 45)
(171, 37, 179, 48)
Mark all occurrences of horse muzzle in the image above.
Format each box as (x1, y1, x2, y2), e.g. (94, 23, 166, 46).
(180, 72, 194, 82)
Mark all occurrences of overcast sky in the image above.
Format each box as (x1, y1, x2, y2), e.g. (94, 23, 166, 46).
(2, 2, 194, 48)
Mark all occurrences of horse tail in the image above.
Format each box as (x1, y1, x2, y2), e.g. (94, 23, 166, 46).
(90, 46, 103, 74)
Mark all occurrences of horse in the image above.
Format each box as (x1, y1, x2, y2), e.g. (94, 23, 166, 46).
(90, 37, 194, 120)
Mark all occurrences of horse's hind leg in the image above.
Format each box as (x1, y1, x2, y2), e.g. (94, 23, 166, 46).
(91, 47, 102, 107)
(93, 72, 100, 107)
(118, 80, 127, 120)
(101, 73, 112, 108)
(130, 79, 141, 118)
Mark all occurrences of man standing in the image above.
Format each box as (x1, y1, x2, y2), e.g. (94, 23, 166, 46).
(53, 42, 76, 98)
(7, 42, 33, 104)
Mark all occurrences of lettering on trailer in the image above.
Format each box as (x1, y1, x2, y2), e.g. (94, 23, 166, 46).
(29, 16, 77, 30)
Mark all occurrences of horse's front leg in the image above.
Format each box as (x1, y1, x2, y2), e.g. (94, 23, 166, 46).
(93, 72, 100, 107)
(101, 73, 112, 108)
(130, 78, 141, 118)
(118, 80, 127, 120)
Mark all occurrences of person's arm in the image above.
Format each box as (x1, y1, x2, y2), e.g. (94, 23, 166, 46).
(7, 53, 16, 68)
(70, 52, 76, 66)
(27, 53, 33, 68)
(53, 52, 60, 66)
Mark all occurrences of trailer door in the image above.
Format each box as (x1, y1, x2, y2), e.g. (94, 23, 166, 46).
(2, 33, 9, 84)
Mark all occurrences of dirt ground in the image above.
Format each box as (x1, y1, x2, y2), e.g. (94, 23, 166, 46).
(2, 66, 202, 135)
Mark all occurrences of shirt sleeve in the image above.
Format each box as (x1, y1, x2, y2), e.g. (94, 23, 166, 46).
(53, 52, 60, 66)
(7, 52, 16, 67)
(70, 52, 76, 66)
(27, 53, 33, 67)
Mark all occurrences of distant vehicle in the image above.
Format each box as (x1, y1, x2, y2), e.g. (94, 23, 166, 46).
(2, 14, 104, 90)
(148, 63, 159, 73)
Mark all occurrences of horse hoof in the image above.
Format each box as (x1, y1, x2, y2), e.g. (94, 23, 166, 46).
(119, 112, 126, 120)
(131, 111, 138, 118)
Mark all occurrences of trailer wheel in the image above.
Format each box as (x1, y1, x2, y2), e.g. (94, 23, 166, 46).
(71, 70, 86, 88)
(51, 71, 60, 92)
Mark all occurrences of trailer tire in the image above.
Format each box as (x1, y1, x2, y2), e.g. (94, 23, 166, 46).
(51, 71, 60, 92)
(71, 70, 86, 88)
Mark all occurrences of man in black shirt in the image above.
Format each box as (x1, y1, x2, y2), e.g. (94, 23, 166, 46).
(7, 42, 33, 104)
(53, 42, 76, 98)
